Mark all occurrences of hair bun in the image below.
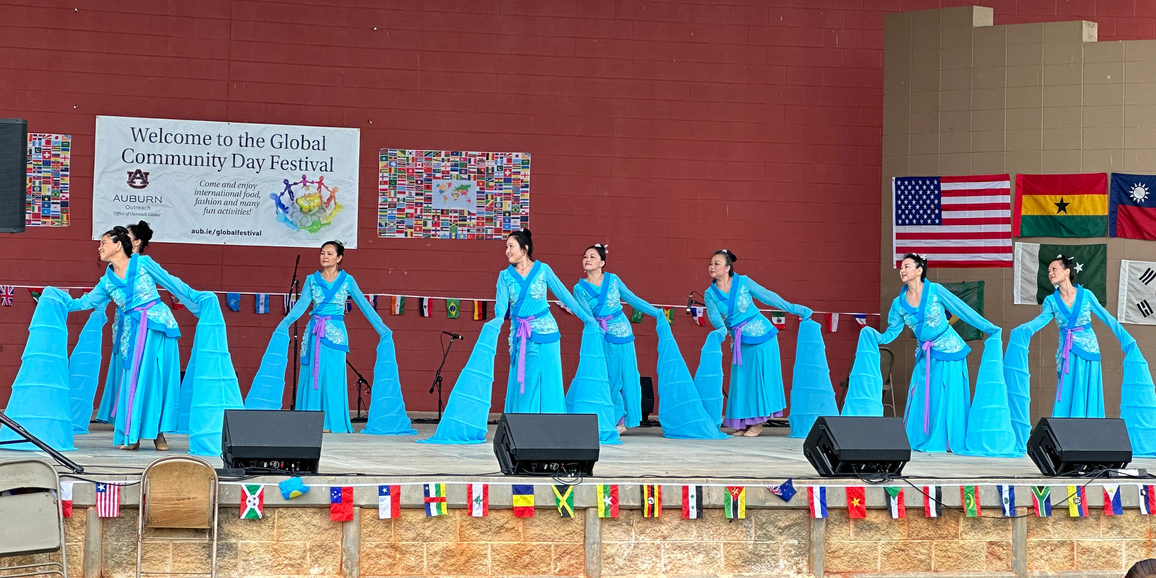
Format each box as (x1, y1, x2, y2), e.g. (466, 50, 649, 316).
(521, 228, 533, 239)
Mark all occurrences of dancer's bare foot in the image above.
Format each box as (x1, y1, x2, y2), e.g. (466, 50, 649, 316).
(730, 429, 747, 436)
(743, 423, 764, 437)
(154, 433, 168, 451)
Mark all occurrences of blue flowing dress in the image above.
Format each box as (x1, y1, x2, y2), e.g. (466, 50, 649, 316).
(703, 275, 812, 429)
(571, 273, 661, 428)
(244, 271, 415, 435)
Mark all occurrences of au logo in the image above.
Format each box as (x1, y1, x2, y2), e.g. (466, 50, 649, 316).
(126, 169, 150, 190)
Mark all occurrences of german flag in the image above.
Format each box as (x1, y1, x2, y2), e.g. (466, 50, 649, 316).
(1014, 173, 1108, 238)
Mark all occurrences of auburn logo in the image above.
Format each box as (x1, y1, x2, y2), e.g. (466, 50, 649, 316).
(126, 169, 150, 189)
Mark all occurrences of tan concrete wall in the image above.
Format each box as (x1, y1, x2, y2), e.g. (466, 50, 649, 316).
(881, 6, 1156, 421)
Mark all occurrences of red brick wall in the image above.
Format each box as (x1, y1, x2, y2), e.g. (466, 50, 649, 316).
(0, 0, 1149, 413)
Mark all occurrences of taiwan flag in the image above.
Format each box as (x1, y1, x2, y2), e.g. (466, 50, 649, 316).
(1110, 173, 1156, 240)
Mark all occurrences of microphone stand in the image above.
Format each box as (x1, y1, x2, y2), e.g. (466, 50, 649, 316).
(686, 291, 705, 314)
(428, 333, 458, 422)
(347, 359, 370, 422)
(288, 255, 301, 410)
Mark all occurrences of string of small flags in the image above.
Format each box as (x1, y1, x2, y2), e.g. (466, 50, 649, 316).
(55, 478, 1156, 522)
(0, 284, 879, 327)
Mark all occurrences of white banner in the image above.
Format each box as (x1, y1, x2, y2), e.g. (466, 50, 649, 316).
(1118, 259, 1156, 325)
(93, 116, 359, 248)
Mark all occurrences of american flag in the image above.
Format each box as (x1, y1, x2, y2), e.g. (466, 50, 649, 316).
(893, 174, 1012, 268)
(0, 286, 13, 307)
(95, 482, 120, 518)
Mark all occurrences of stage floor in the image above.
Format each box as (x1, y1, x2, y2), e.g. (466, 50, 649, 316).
(16, 417, 1156, 485)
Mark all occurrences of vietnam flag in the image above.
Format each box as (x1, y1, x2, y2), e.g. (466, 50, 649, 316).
(1110, 173, 1156, 240)
(1013, 173, 1108, 238)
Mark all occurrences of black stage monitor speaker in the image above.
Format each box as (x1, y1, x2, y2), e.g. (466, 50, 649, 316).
(494, 413, 599, 476)
(0, 119, 28, 234)
(222, 410, 324, 473)
(1027, 417, 1132, 476)
(803, 416, 911, 477)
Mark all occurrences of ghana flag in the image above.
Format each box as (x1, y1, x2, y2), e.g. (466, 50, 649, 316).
(1013, 173, 1108, 237)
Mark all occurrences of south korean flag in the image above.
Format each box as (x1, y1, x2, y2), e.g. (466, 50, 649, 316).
(1118, 260, 1156, 325)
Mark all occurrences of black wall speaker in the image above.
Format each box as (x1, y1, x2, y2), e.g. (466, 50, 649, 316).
(1027, 417, 1132, 476)
(222, 410, 324, 473)
(0, 119, 28, 234)
(803, 416, 911, 477)
(493, 413, 599, 476)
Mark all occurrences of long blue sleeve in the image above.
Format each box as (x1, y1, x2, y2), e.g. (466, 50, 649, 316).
(747, 277, 812, 319)
(0, 288, 79, 451)
(351, 277, 417, 436)
(788, 319, 839, 437)
(841, 326, 884, 416)
(617, 278, 662, 318)
(419, 275, 506, 444)
(543, 265, 596, 326)
(565, 324, 622, 444)
(693, 293, 727, 426)
(571, 283, 595, 317)
(653, 318, 727, 439)
(1087, 294, 1156, 456)
(878, 297, 905, 344)
(245, 276, 315, 409)
(140, 257, 243, 456)
(68, 307, 109, 433)
(1003, 302, 1054, 452)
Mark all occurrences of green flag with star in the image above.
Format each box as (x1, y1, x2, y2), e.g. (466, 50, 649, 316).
(1013, 242, 1107, 306)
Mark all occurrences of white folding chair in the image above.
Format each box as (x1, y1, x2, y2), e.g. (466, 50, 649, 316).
(0, 458, 68, 578)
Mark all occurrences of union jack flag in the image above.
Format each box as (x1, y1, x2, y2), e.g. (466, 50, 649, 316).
(0, 286, 13, 307)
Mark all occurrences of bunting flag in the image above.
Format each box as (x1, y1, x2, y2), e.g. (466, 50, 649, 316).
(473, 300, 487, 320)
(766, 479, 797, 502)
(1110, 173, 1156, 239)
(329, 487, 353, 522)
(28, 287, 43, 303)
(446, 299, 460, 319)
(283, 293, 297, 314)
(392, 295, 405, 315)
(556, 302, 575, 316)
(1068, 486, 1088, 518)
(682, 485, 703, 519)
(553, 484, 575, 518)
(420, 297, 431, 317)
(690, 306, 706, 326)
(885, 487, 905, 519)
(1141, 485, 1156, 515)
(854, 314, 867, 327)
(597, 484, 619, 518)
(630, 308, 643, 323)
(95, 482, 120, 518)
(467, 483, 488, 518)
(1104, 484, 1123, 516)
(997, 485, 1015, 517)
(378, 485, 400, 519)
(826, 313, 839, 333)
(641, 485, 662, 517)
(0, 285, 13, 307)
(962, 486, 981, 517)
(846, 486, 866, 519)
(366, 294, 378, 310)
(255, 293, 270, 314)
(1014, 173, 1109, 238)
(345, 296, 353, 313)
(423, 483, 447, 516)
(59, 481, 73, 518)
(512, 485, 535, 517)
(724, 486, 746, 519)
(924, 486, 943, 518)
(1031, 486, 1052, 517)
(808, 487, 828, 519)
(170, 295, 184, 310)
(241, 485, 264, 519)
(663, 308, 674, 324)
(225, 292, 241, 312)
(770, 311, 786, 328)
(279, 477, 309, 500)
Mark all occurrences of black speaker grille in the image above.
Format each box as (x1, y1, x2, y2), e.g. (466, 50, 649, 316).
(0, 119, 28, 233)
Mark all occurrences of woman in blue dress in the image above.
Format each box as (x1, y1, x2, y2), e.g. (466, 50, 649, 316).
(421, 229, 605, 444)
(571, 243, 661, 433)
(245, 241, 411, 434)
(703, 249, 813, 437)
(876, 254, 1002, 452)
